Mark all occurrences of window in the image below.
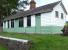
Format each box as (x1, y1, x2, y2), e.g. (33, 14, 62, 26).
(35, 13, 41, 16)
(11, 20, 14, 28)
(27, 15, 31, 27)
(61, 13, 63, 19)
(55, 11, 59, 18)
(8, 20, 9, 28)
(19, 18, 23, 27)
(4, 21, 6, 24)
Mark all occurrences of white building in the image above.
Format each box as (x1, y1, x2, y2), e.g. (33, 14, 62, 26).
(3, 0, 67, 34)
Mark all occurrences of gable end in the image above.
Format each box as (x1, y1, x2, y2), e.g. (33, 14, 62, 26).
(60, 2, 67, 14)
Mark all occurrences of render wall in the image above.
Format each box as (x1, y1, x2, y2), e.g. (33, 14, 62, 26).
(41, 3, 66, 26)
(51, 3, 66, 26)
(3, 14, 63, 34)
(3, 3, 66, 34)
(3, 15, 36, 33)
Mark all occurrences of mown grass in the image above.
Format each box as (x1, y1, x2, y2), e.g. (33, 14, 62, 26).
(0, 32, 68, 50)
(0, 44, 8, 50)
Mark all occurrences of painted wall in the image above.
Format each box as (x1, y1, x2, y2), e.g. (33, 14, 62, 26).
(40, 3, 66, 33)
(41, 12, 52, 26)
(3, 15, 36, 33)
(41, 3, 66, 27)
(3, 3, 66, 34)
(31, 15, 35, 27)
(51, 3, 66, 26)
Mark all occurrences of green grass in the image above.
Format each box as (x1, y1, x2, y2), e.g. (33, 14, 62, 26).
(0, 32, 68, 50)
(0, 44, 8, 50)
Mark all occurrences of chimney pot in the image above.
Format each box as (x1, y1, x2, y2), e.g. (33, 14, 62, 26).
(30, 0, 36, 10)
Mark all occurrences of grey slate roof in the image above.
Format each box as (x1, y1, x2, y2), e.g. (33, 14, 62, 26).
(4, 1, 65, 21)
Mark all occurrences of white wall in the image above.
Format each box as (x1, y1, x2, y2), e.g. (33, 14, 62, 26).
(24, 17, 27, 27)
(5, 21, 8, 28)
(24, 15, 35, 27)
(41, 12, 52, 26)
(3, 15, 35, 29)
(9, 20, 11, 28)
(41, 3, 66, 26)
(51, 3, 66, 26)
(3, 22, 5, 28)
(3, 20, 11, 29)
(31, 15, 35, 27)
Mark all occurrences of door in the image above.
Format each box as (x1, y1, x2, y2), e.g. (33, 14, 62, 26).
(35, 13, 41, 33)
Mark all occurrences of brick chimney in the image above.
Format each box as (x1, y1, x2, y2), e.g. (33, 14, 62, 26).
(30, 0, 36, 10)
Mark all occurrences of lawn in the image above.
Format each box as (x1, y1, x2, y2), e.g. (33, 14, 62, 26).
(0, 44, 8, 50)
(0, 32, 68, 50)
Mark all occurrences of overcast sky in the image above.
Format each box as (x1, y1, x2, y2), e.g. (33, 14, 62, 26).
(21, 0, 68, 12)
(34, 0, 68, 12)
(62, 0, 68, 21)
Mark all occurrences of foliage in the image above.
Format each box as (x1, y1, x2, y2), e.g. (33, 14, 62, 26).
(0, 0, 20, 26)
(18, 0, 29, 9)
(0, 0, 19, 18)
(0, 0, 29, 19)
(64, 22, 68, 26)
(0, 0, 29, 26)
(0, 32, 68, 50)
(0, 44, 8, 50)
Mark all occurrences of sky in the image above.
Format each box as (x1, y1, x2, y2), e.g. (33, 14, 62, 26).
(34, 0, 68, 12)
(62, 0, 68, 21)
(21, 0, 68, 12)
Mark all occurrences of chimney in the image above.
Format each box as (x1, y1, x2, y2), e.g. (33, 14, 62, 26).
(30, 0, 36, 10)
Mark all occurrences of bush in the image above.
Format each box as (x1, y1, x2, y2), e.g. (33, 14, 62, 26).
(64, 22, 68, 27)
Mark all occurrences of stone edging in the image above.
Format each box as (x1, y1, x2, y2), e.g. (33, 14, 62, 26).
(0, 36, 32, 50)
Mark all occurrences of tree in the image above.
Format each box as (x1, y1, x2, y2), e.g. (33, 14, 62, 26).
(0, 0, 29, 26)
(0, 0, 29, 17)
(0, 0, 19, 17)
(0, 0, 19, 26)
(18, 0, 29, 10)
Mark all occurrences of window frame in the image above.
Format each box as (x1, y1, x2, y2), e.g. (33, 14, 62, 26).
(55, 11, 59, 18)
(19, 18, 24, 27)
(61, 13, 63, 19)
(11, 19, 14, 28)
(7, 20, 9, 28)
(35, 13, 41, 16)
(27, 15, 31, 27)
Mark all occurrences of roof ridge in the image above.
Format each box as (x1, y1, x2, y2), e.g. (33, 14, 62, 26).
(4, 1, 61, 21)
(27, 1, 61, 11)
(36, 1, 61, 8)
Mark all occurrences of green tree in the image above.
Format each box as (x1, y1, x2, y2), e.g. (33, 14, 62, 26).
(0, 0, 29, 26)
(0, 0, 19, 17)
(0, 0, 19, 26)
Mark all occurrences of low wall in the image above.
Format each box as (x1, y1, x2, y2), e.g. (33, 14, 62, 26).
(0, 36, 32, 50)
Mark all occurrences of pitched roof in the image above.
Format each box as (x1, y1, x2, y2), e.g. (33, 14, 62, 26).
(60, 2, 67, 14)
(4, 1, 61, 21)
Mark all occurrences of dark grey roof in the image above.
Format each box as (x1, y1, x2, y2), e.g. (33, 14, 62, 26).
(4, 1, 61, 21)
(60, 2, 67, 14)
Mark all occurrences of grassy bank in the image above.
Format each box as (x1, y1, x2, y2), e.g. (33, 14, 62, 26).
(0, 32, 68, 50)
(0, 44, 8, 50)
